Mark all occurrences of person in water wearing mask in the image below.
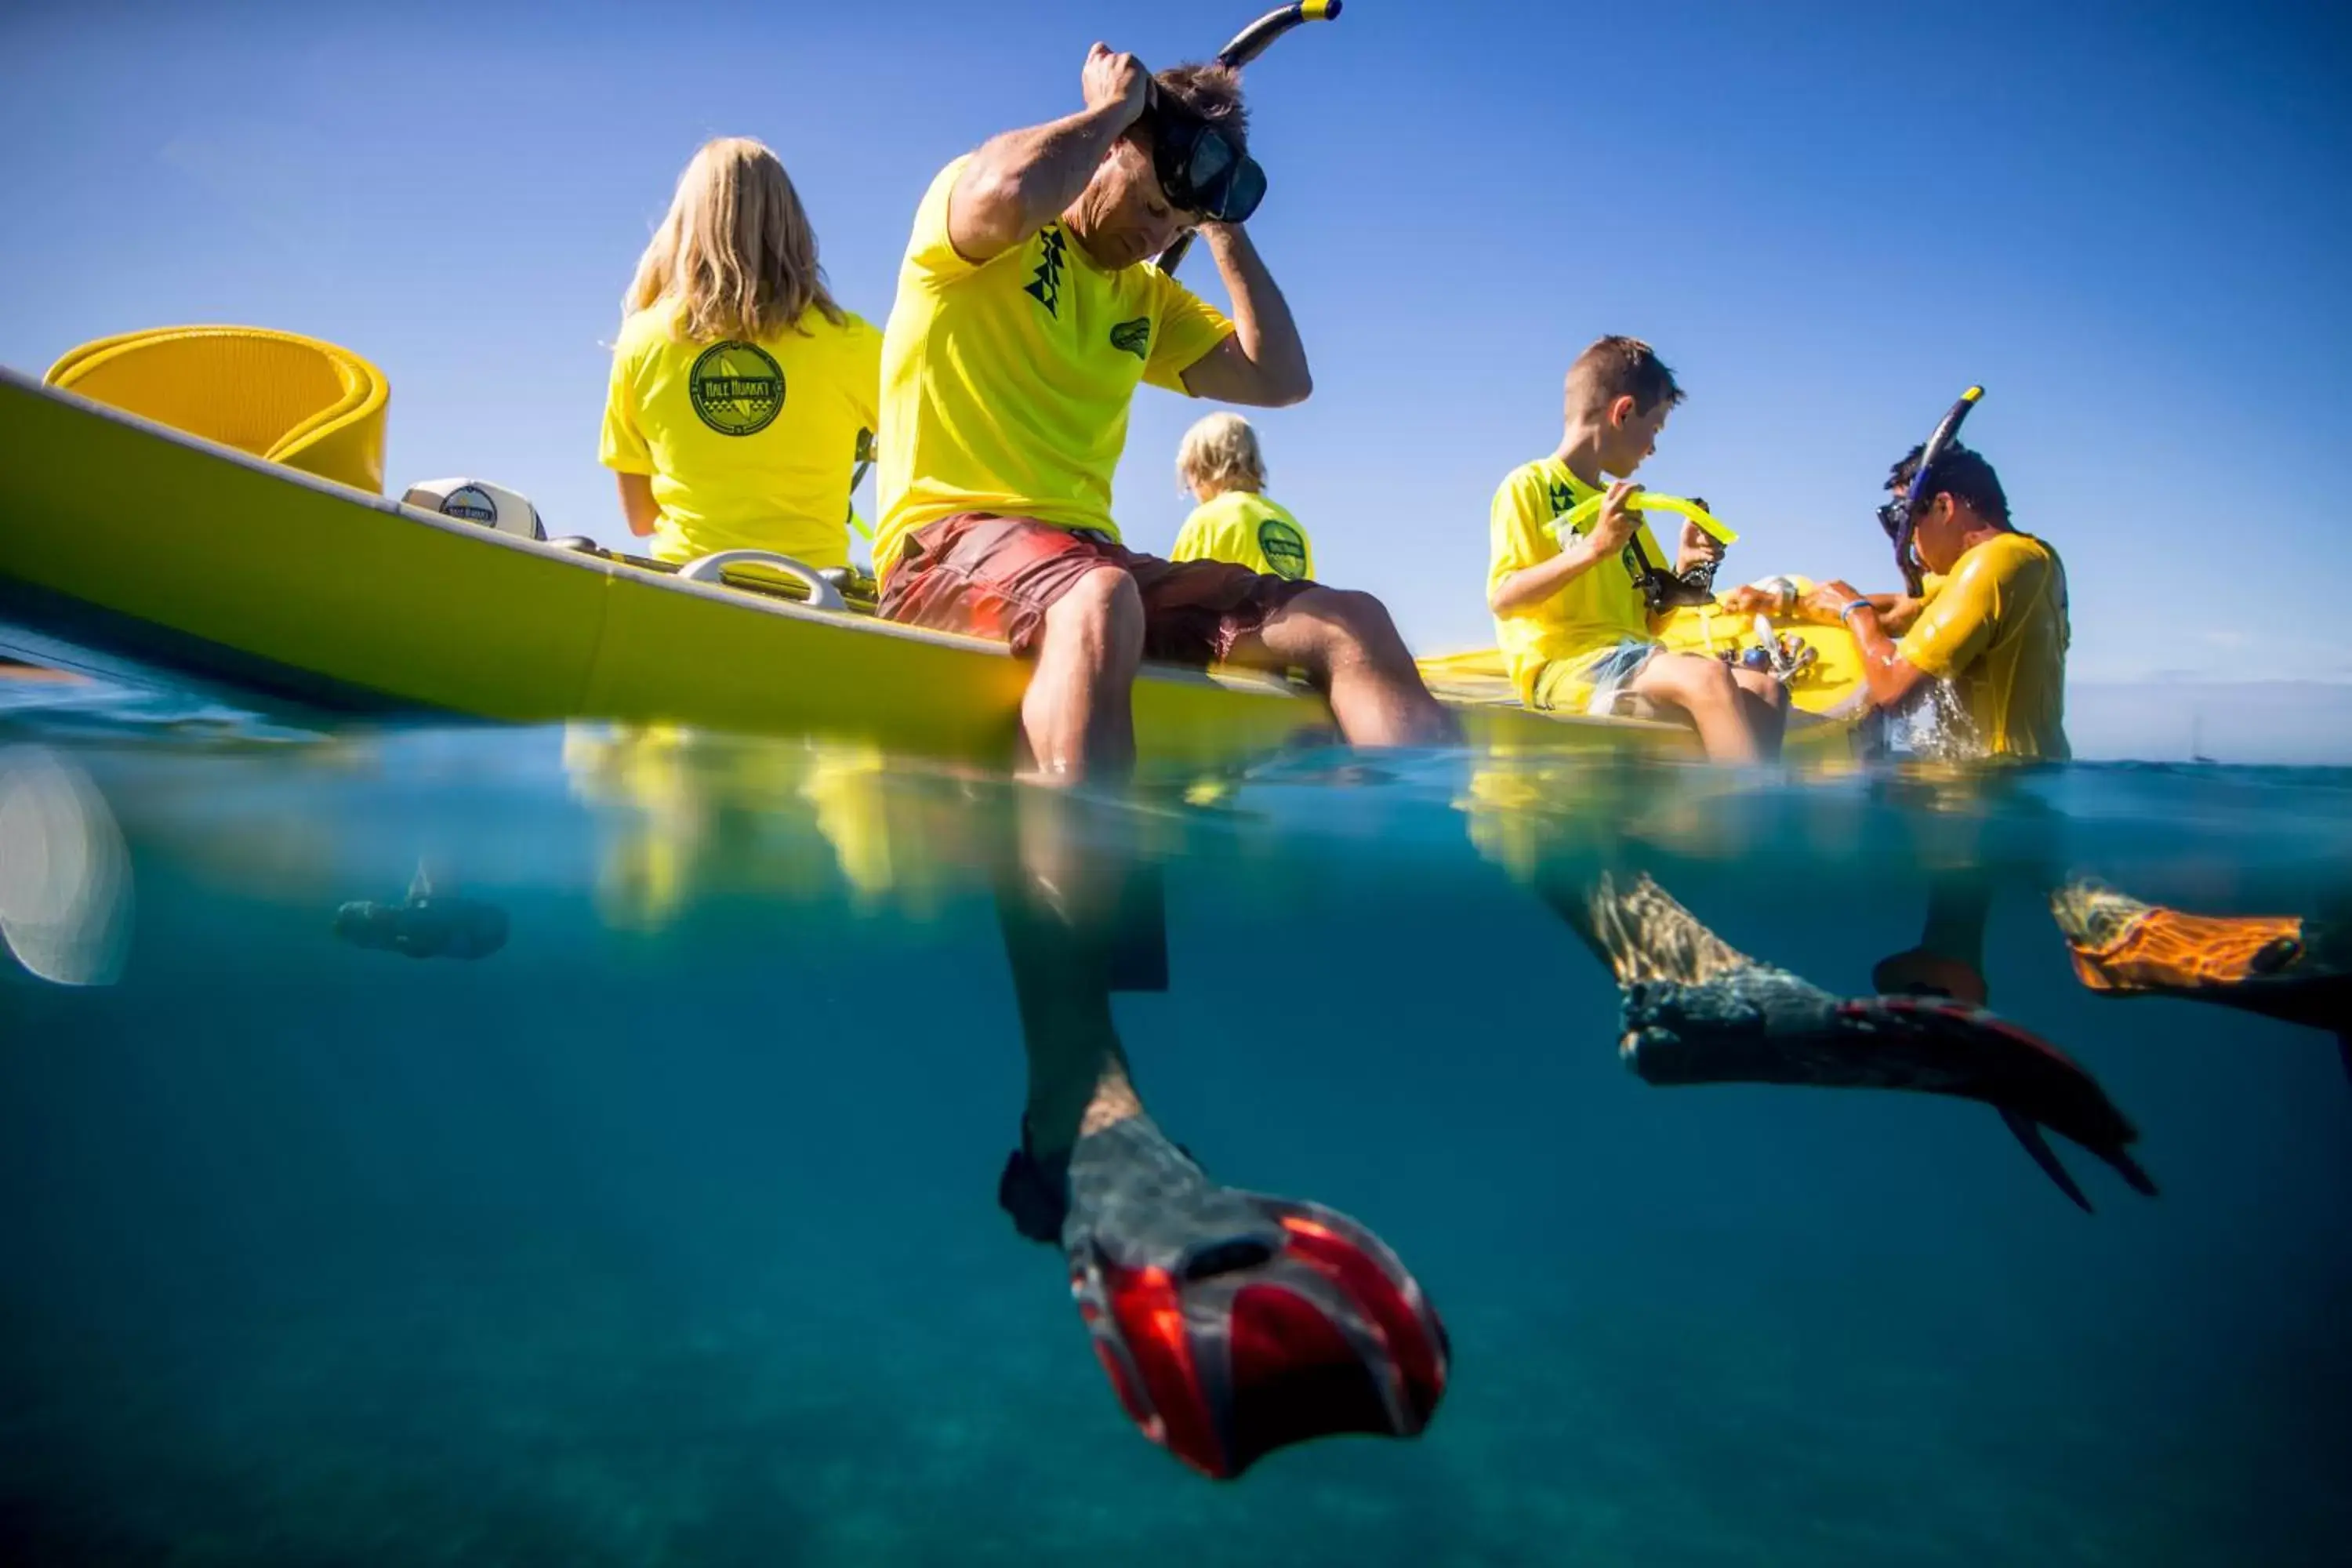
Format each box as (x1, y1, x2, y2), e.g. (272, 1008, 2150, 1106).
(1791, 440, 2068, 760)
(873, 43, 1457, 779)
(601, 137, 882, 572)
(1742, 440, 2070, 1005)
(1168, 412, 1314, 581)
(1757, 440, 2339, 1073)
(1487, 336, 1784, 761)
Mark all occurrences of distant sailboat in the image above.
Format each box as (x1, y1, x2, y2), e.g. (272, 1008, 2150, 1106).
(2190, 712, 2216, 765)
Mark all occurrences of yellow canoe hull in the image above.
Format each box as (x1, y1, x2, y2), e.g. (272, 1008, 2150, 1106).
(0, 371, 1725, 768)
(1418, 612, 1866, 722)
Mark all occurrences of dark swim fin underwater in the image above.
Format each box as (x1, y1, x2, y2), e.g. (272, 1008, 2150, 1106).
(1619, 967, 2158, 1212)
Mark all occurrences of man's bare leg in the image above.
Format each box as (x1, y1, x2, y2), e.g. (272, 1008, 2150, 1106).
(1020, 566, 1145, 782)
(1227, 586, 1462, 748)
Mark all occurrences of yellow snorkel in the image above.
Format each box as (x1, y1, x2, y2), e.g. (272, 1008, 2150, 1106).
(1547, 491, 1740, 615)
(1548, 491, 1740, 549)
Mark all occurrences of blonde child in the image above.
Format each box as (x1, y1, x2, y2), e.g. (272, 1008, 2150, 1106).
(1168, 412, 1314, 582)
(600, 138, 880, 570)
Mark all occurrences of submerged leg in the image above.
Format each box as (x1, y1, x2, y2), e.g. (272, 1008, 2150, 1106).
(992, 789, 1447, 1479)
(1874, 870, 1994, 1005)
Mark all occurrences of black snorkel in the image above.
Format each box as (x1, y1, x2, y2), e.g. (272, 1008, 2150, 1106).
(1881, 386, 1984, 594)
(1153, 1, 1342, 277)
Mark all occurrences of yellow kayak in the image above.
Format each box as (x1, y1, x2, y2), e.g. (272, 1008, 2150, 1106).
(0, 328, 1857, 768)
(1418, 600, 1867, 723)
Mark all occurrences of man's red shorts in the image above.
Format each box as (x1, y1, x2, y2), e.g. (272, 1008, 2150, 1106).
(877, 513, 1316, 665)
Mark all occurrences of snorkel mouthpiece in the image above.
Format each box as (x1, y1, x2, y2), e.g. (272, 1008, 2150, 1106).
(1891, 387, 1985, 594)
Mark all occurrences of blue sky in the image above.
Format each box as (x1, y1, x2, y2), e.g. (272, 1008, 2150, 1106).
(3, 0, 2348, 695)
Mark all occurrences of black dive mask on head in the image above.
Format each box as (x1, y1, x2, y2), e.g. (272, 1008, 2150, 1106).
(1145, 91, 1266, 224)
(1882, 387, 1984, 595)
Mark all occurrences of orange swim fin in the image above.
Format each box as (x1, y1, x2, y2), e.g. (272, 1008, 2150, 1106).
(2052, 880, 2350, 1069)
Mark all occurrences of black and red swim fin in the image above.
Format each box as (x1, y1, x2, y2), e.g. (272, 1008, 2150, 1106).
(1619, 967, 2157, 1211)
(1042, 1116, 1449, 1479)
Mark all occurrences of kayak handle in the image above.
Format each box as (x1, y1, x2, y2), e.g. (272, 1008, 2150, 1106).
(675, 550, 848, 612)
(1548, 492, 1739, 548)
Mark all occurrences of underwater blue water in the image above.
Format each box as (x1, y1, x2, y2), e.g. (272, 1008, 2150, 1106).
(2, 686, 2349, 1566)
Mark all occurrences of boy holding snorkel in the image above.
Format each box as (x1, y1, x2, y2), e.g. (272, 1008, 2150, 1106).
(1486, 336, 1787, 761)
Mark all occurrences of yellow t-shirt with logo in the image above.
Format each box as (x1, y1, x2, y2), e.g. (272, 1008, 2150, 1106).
(1169, 490, 1314, 581)
(1896, 531, 2069, 759)
(873, 156, 1238, 584)
(599, 299, 881, 568)
(1487, 457, 1668, 706)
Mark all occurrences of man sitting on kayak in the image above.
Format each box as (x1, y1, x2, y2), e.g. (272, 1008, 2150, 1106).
(1487, 336, 1786, 762)
(873, 43, 1456, 777)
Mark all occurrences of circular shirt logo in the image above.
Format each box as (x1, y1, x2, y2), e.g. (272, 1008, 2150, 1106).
(1257, 517, 1309, 581)
(441, 485, 498, 525)
(689, 341, 786, 436)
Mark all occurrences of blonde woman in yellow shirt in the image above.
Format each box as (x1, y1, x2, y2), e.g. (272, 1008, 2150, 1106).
(1168, 412, 1314, 581)
(600, 138, 882, 570)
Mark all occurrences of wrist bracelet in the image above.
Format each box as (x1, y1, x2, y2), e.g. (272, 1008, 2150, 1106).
(1838, 599, 1873, 622)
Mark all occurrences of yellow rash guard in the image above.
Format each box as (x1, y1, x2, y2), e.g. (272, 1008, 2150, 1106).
(1896, 531, 2070, 759)
(1170, 490, 1314, 580)
(599, 299, 881, 568)
(873, 156, 1236, 583)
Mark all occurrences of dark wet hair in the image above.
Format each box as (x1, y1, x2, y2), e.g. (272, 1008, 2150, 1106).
(1145, 61, 1248, 151)
(1889, 440, 2009, 527)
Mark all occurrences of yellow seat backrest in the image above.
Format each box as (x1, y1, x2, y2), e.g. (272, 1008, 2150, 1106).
(44, 325, 389, 493)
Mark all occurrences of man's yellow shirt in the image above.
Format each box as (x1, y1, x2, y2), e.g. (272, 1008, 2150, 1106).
(1897, 531, 2070, 760)
(599, 299, 881, 569)
(1487, 457, 1666, 706)
(1169, 490, 1315, 580)
(873, 156, 1236, 584)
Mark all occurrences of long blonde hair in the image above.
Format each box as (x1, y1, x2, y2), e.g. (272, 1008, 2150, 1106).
(625, 137, 844, 341)
(1176, 411, 1267, 499)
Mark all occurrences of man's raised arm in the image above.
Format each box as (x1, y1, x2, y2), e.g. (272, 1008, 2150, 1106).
(1178, 223, 1312, 408)
(949, 44, 1149, 263)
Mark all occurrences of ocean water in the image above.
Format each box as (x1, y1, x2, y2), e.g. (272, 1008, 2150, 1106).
(2, 686, 2349, 1566)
